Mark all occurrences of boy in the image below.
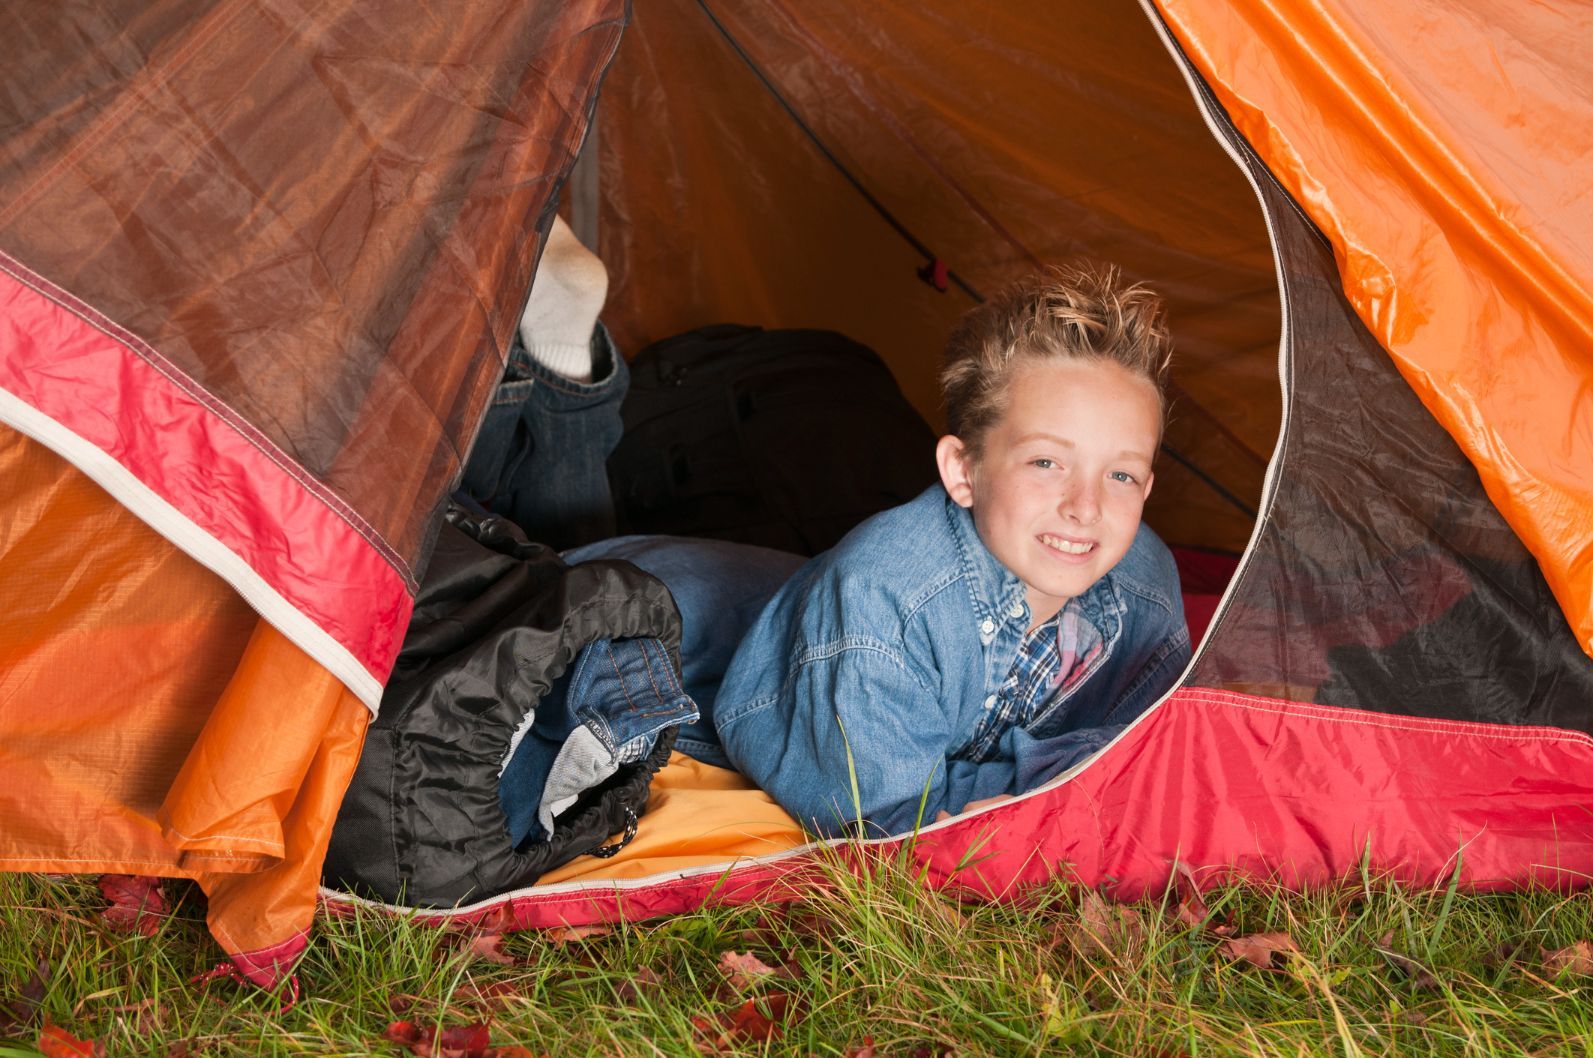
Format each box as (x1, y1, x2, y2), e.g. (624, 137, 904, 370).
(710, 264, 1191, 836)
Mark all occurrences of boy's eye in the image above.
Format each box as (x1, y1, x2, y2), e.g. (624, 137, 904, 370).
(1109, 470, 1138, 484)
(1030, 458, 1056, 470)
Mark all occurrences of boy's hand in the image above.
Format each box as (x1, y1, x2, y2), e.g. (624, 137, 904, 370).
(934, 793, 1014, 823)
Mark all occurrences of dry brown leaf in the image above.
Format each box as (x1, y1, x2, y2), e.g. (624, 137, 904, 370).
(545, 924, 611, 943)
(1168, 862, 1234, 936)
(1543, 941, 1593, 975)
(717, 950, 781, 990)
(1221, 931, 1298, 969)
(466, 932, 519, 966)
(1076, 890, 1144, 957)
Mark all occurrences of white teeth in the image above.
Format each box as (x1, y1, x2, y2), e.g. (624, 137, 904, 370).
(1041, 535, 1093, 555)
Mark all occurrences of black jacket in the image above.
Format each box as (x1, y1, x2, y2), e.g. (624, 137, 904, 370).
(323, 504, 682, 907)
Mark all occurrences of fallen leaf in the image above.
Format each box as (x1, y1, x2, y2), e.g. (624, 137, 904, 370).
(692, 992, 804, 1053)
(1168, 862, 1234, 936)
(482, 1048, 542, 1058)
(162, 1043, 196, 1058)
(389, 994, 416, 1015)
(467, 932, 519, 966)
(1076, 890, 1145, 957)
(97, 875, 168, 936)
(1543, 941, 1593, 975)
(1377, 932, 1440, 990)
(614, 967, 663, 1005)
(717, 950, 782, 990)
(383, 1019, 496, 1058)
(545, 924, 611, 943)
(433, 1023, 493, 1058)
(38, 1022, 105, 1058)
(0, 959, 48, 1032)
(843, 1036, 877, 1058)
(1221, 932, 1298, 970)
(385, 1021, 424, 1045)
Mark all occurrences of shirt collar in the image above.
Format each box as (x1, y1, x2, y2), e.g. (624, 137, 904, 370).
(941, 488, 1125, 633)
(943, 489, 1028, 627)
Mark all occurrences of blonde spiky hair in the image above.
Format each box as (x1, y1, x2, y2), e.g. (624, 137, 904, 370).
(940, 262, 1173, 458)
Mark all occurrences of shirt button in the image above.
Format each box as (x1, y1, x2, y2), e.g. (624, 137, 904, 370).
(980, 618, 995, 635)
(984, 694, 997, 710)
(1009, 602, 1025, 619)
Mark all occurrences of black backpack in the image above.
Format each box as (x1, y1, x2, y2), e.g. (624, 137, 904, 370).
(607, 325, 939, 556)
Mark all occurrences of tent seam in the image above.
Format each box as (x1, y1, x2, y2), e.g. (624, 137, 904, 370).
(0, 249, 416, 590)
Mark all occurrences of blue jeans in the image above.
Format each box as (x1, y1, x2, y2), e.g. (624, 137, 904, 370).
(461, 324, 627, 552)
(470, 326, 804, 839)
(561, 536, 807, 766)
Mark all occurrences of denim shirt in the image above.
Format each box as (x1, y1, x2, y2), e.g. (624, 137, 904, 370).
(714, 485, 1190, 837)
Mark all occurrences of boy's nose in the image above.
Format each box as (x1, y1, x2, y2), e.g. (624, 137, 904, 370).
(1061, 481, 1102, 525)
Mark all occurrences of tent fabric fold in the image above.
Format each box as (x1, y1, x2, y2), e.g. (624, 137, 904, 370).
(1157, 0, 1593, 657)
(0, 0, 625, 983)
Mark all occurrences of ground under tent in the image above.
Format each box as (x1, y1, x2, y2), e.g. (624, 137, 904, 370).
(1, 0, 1589, 988)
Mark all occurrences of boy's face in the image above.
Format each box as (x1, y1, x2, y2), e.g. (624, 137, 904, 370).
(936, 358, 1160, 628)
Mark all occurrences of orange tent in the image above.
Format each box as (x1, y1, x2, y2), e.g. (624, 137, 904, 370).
(3, 0, 1590, 984)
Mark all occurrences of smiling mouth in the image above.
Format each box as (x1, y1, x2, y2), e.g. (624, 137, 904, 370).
(1039, 533, 1096, 556)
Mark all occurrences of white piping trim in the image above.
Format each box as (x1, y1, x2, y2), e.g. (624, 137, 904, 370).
(0, 385, 384, 715)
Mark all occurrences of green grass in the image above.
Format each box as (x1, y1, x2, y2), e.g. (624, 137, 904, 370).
(2, 852, 1592, 1057)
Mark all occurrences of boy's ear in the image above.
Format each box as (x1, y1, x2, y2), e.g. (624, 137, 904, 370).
(936, 435, 976, 509)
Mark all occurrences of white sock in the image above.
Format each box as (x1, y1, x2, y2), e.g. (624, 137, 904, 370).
(519, 215, 608, 383)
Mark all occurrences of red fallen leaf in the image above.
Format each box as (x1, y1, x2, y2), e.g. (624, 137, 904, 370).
(433, 1023, 493, 1058)
(383, 1020, 495, 1058)
(1221, 932, 1298, 969)
(1543, 940, 1593, 975)
(97, 875, 168, 936)
(692, 992, 804, 1053)
(482, 1048, 542, 1058)
(38, 1022, 105, 1058)
(385, 1020, 424, 1045)
(389, 994, 416, 1015)
(467, 932, 519, 966)
(545, 924, 611, 943)
(717, 950, 783, 990)
(844, 1036, 878, 1058)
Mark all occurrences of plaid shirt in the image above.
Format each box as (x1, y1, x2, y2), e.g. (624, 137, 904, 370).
(961, 598, 1105, 762)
